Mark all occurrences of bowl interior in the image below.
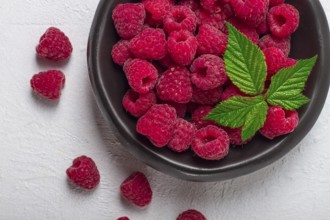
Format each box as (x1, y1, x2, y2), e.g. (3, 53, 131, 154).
(88, 0, 330, 181)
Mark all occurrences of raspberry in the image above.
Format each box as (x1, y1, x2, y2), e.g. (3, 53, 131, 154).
(221, 83, 246, 101)
(161, 101, 187, 118)
(168, 119, 196, 152)
(36, 27, 72, 61)
(269, 0, 284, 6)
(142, 0, 174, 26)
(191, 105, 218, 129)
(156, 66, 192, 103)
(136, 104, 177, 147)
(158, 53, 175, 68)
(129, 27, 167, 60)
(111, 40, 133, 66)
(117, 217, 129, 220)
(112, 3, 146, 39)
(228, 18, 259, 44)
(195, 8, 225, 30)
(191, 85, 223, 105)
(123, 59, 158, 94)
(259, 34, 291, 57)
(167, 30, 197, 66)
(256, 18, 269, 35)
(122, 89, 156, 117)
(120, 172, 152, 207)
(163, 6, 197, 33)
(267, 4, 300, 38)
(66, 156, 100, 190)
(30, 70, 65, 100)
(192, 125, 230, 160)
(190, 54, 228, 90)
(196, 24, 227, 56)
(177, 0, 201, 12)
(177, 209, 206, 220)
(224, 127, 253, 145)
(259, 106, 299, 139)
(230, 0, 269, 27)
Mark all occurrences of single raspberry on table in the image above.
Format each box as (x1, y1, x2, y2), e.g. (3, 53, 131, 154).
(177, 209, 206, 220)
(120, 172, 152, 207)
(195, 8, 225, 30)
(192, 125, 230, 160)
(224, 127, 253, 146)
(191, 85, 223, 105)
(123, 59, 158, 94)
(177, 0, 201, 12)
(36, 27, 72, 61)
(117, 217, 129, 220)
(268, 4, 300, 38)
(142, 0, 174, 26)
(129, 27, 167, 60)
(168, 119, 196, 152)
(191, 105, 218, 129)
(259, 106, 299, 139)
(269, 0, 285, 7)
(30, 70, 65, 100)
(196, 24, 227, 56)
(190, 54, 228, 90)
(156, 66, 192, 103)
(259, 34, 291, 57)
(160, 101, 187, 118)
(66, 155, 100, 190)
(111, 40, 133, 66)
(122, 89, 156, 117)
(112, 3, 145, 40)
(167, 30, 197, 66)
(228, 18, 259, 44)
(221, 83, 247, 101)
(136, 104, 177, 147)
(163, 6, 197, 33)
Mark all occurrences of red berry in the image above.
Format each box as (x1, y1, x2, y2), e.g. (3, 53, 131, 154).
(120, 172, 152, 207)
(256, 18, 269, 35)
(168, 119, 196, 152)
(161, 101, 187, 118)
(163, 6, 197, 33)
(36, 27, 72, 61)
(111, 40, 133, 66)
(142, 0, 174, 26)
(122, 89, 156, 117)
(158, 53, 175, 68)
(30, 70, 65, 100)
(259, 34, 291, 57)
(269, 0, 284, 6)
(191, 85, 223, 105)
(117, 217, 129, 220)
(224, 127, 253, 145)
(195, 8, 225, 30)
(177, 209, 206, 220)
(191, 105, 218, 129)
(66, 156, 100, 190)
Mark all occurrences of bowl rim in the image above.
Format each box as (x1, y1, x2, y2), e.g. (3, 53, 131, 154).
(87, 0, 330, 182)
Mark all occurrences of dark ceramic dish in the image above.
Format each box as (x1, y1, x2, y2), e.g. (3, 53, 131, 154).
(88, 0, 330, 181)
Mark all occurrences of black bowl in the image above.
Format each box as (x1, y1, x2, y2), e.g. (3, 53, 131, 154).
(88, 0, 330, 181)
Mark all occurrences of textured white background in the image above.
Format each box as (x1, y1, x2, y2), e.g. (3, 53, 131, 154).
(0, 0, 330, 219)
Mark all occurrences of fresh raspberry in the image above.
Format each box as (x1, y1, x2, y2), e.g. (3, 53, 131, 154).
(168, 119, 196, 152)
(224, 127, 253, 145)
(117, 217, 129, 220)
(260, 106, 299, 139)
(192, 125, 230, 160)
(230, 0, 269, 27)
(190, 54, 228, 90)
(122, 89, 156, 117)
(177, 209, 206, 220)
(163, 6, 197, 33)
(156, 66, 192, 103)
(129, 27, 167, 60)
(221, 83, 246, 101)
(136, 104, 177, 147)
(111, 40, 133, 66)
(196, 24, 227, 56)
(158, 53, 175, 68)
(269, 0, 284, 6)
(66, 156, 100, 190)
(191, 85, 223, 105)
(195, 8, 225, 30)
(30, 70, 65, 100)
(267, 4, 300, 38)
(177, 0, 201, 12)
(167, 30, 197, 66)
(191, 105, 218, 129)
(161, 101, 187, 118)
(112, 3, 146, 40)
(259, 34, 291, 56)
(256, 18, 269, 35)
(228, 18, 259, 44)
(36, 27, 72, 61)
(142, 0, 174, 26)
(123, 59, 158, 94)
(120, 172, 152, 207)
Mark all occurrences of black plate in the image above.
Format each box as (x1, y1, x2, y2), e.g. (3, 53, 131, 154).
(88, 0, 330, 181)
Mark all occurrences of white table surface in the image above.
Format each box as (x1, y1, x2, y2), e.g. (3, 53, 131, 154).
(0, 1, 330, 219)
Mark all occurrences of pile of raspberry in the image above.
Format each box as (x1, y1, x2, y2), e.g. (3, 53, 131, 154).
(111, 0, 300, 160)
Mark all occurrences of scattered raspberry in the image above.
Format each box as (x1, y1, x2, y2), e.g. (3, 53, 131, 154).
(259, 34, 291, 57)
(224, 127, 253, 145)
(66, 155, 100, 190)
(122, 89, 156, 117)
(120, 172, 152, 207)
(111, 40, 132, 66)
(192, 125, 230, 160)
(269, 0, 285, 7)
(256, 18, 269, 35)
(221, 83, 246, 101)
(196, 24, 227, 56)
(167, 30, 197, 66)
(177, 209, 206, 220)
(112, 3, 146, 39)
(268, 4, 300, 38)
(129, 27, 167, 60)
(123, 59, 158, 94)
(191, 85, 223, 105)
(195, 8, 225, 30)
(190, 54, 228, 90)
(161, 101, 187, 118)
(136, 104, 177, 147)
(163, 6, 197, 33)
(168, 119, 196, 152)
(191, 105, 218, 129)
(177, 0, 201, 12)
(158, 53, 175, 68)
(117, 217, 129, 220)
(260, 106, 299, 139)
(36, 27, 72, 61)
(142, 0, 174, 26)
(228, 18, 259, 44)
(30, 70, 65, 100)
(156, 66, 192, 103)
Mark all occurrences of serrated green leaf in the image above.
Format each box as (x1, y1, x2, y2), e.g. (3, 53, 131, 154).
(224, 22, 267, 95)
(267, 93, 310, 110)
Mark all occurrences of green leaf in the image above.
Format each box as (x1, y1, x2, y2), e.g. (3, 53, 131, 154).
(224, 22, 267, 95)
(266, 56, 317, 110)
